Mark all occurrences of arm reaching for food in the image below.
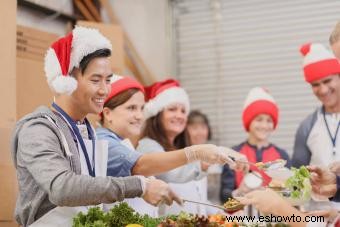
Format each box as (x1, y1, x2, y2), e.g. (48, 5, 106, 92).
(184, 144, 249, 171)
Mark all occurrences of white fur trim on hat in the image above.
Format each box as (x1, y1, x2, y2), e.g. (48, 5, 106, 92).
(144, 87, 190, 119)
(243, 87, 275, 109)
(70, 26, 112, 70)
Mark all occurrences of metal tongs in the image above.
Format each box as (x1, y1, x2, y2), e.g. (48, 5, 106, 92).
(229, 156, 286, 170)
(183, 199, 244, 213)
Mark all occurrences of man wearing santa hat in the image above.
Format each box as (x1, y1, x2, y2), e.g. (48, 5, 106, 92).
(292, 43, 340, 170)
(11, 26, 181, 226)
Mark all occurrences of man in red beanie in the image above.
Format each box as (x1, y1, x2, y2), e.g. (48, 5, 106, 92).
(292, 43, 340, 174)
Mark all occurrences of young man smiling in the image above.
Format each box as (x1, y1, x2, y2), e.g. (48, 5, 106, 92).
(11, 26, 181, 226)
(292, 43, 340, 168)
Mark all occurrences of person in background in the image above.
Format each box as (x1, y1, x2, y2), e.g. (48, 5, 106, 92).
(97, 77, 247, 216)
(292, 43, 340, 171)
(163, 110, 214, 215)
(137, 79, 247, 215)
(220, 87, 291, 202)
(11, 26, 181, 226)
(330, 21, 340, 58)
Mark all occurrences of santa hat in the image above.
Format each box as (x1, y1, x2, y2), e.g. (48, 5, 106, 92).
(44, 26, 112, 95)
(105, 75, 145, 104)
(300, 43, 340, 83)
(143, 79, 190, 119)
(242, 87, 279, 131)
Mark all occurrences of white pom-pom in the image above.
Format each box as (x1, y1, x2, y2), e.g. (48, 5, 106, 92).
(51, 75, 78, 95)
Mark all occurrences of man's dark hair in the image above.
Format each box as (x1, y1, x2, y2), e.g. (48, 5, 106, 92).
(79, 48, 111, 74)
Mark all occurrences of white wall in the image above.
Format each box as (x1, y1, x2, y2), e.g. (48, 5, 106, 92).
(110, 0, 174, 81)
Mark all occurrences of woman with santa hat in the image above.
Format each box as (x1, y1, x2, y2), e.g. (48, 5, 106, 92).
(134, 79, 247, 215)
(96, 76, 247, 216)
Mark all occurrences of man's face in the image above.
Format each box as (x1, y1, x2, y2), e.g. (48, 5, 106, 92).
(310, 75, 340, 112)
(71, 57, 112, 116)
(331, 40, 340, 59)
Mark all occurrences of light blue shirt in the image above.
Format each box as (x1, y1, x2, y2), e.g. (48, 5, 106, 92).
(96, 127, 142, 177)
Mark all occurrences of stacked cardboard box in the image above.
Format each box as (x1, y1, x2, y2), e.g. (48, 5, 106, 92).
(1, 9, 57, 227)
(16, 25, 56, 119)
(0, 1, 18, 226)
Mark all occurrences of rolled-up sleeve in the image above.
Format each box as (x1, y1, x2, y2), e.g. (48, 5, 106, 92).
(106, 141, 142, 177)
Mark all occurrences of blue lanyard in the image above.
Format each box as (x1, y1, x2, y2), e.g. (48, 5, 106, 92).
(323, 107, 340, 156)
(52, 103, 96, 177)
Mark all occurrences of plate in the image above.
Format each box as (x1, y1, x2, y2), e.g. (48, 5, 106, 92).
(266, 167, 293, 181)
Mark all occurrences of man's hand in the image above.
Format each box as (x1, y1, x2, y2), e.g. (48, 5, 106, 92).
(142, 178, 182, 206)
(307, 165, 337, 198)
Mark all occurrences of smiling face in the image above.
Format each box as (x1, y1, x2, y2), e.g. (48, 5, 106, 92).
(104, 91, 145, 138)
(161, 103, 187, 140)
(248, 114, 274, 143)
(71, 57, 112, 117)
(310, 74, 340, 113)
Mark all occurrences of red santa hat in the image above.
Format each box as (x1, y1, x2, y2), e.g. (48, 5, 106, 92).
(105, 75, 145, 104)
(300, 43, 340, 83)
(44, 26, 112, 95)
(242, 87, 279, 131)
(143, 79, 190, 119)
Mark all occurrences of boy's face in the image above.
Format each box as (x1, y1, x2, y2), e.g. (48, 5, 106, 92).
(71, 57, 112, 116)
(249, 114, 274, 142)
(310, 74, 340, 112)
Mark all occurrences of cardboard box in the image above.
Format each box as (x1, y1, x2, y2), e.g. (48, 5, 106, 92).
(0, 127, 17, 223)
(0, 20, 57, 224)
(0, 221, 19, 227)
(0, 0, 16, 129)
(0, 164, 17, 221)
(77, 21, 125, 74)
(16, 25, 59, 62)
(16, 58, 54, 119)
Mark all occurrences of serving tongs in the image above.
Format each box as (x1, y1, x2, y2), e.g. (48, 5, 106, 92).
(183, 199, 244, 213)
(229, 156, 286, 170)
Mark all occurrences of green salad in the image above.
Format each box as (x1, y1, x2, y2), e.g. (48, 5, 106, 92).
(285, 166, 312, 201)
(73, 203, 162, 227)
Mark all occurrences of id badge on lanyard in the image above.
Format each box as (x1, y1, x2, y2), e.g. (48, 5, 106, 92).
(52, 103, 96, 177)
